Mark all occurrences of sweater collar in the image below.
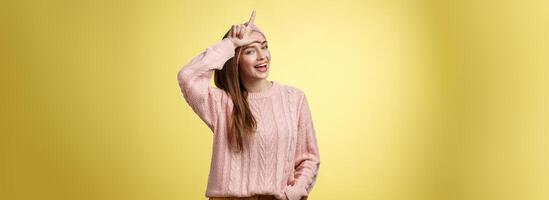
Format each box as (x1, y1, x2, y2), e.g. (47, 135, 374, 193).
(247, 81, 278, 99)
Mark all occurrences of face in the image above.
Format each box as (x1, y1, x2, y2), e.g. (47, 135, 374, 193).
(238, 31, 270, 81)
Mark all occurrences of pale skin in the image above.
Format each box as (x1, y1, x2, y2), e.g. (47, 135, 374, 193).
(227, 10, 273, 94)
(226, 10, 291, 200)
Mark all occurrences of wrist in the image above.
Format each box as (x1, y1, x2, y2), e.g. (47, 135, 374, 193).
(227, 38, 238, 48)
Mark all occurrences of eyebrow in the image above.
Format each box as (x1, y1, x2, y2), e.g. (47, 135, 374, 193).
(243, 41, 268, 50)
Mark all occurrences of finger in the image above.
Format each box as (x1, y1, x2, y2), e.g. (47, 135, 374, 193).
(241, 25, 247, 39)
(241, 25, 248, 38)
(246, 10, 256, 28)
(231, 25, 236, 38)
(235, 25, 242, 38)
(244, 26, 252, 36)
(238, 25, 244, 39)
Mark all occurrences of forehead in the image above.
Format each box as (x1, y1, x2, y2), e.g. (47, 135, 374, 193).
(243, 31, 267, 47)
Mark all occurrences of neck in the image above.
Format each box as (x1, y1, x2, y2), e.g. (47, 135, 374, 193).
(241, 78, 272, 93)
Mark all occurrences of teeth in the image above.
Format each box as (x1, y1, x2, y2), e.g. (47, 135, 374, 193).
(255, 63, 267, 68)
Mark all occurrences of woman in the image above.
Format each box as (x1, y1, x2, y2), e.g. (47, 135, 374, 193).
(177, 11, 320, 200)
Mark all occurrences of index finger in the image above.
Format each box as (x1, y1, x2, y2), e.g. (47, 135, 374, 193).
(246, 10, 256, 28)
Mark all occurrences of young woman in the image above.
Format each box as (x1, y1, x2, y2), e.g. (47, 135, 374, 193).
(177, 11, 320, 200)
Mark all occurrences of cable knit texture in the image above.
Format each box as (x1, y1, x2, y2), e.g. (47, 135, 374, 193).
(177, 38, 320, 200)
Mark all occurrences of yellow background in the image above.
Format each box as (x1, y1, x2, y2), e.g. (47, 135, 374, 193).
(1, 0, 548, 200)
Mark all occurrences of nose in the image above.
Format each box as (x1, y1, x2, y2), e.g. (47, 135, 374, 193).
(257, 50, 266, 61)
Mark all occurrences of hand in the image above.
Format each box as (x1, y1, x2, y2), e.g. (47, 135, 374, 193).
(228, 10, 257, 48)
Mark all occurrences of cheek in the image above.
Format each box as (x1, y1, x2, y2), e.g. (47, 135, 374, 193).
(240, 55, 256, 71)
(265, 50, 271, 60)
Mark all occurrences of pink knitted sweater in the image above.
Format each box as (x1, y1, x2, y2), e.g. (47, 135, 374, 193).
(177, 38, 320, 200)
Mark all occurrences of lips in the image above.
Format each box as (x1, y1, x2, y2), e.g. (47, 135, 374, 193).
(254, 63, 268, 68)
(254, 62, 268, 72)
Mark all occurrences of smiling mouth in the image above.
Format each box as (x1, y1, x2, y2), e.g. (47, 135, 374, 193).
(254, 63, 268, 72)
(254, 63, 267, 68)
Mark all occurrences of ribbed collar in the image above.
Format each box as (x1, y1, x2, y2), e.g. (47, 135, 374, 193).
(247, 81, 278, 99)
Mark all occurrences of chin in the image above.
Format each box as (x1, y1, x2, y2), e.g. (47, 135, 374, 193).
(257, 74, 269, 79)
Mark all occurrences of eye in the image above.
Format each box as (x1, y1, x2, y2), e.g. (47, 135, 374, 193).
(245, 50, 255, 55)
(262, 45, 268, 49)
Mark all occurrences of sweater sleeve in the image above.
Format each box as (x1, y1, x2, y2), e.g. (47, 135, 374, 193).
(284, 92, 321, 200)
(177, 38, 235, 131)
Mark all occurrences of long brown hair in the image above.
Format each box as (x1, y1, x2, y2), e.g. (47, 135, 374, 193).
(214, 29, 257, 153)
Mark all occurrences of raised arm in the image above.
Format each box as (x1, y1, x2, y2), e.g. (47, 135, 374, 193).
(177, 38, 235, 130)
(177, 10, 259, 131)
(284, 92, 321, 200)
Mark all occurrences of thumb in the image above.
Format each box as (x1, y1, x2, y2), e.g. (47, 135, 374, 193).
(241, 37, 256, 46)
(244, 22, 255, 29)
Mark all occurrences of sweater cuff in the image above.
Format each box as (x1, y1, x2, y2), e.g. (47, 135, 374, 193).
(284, 184, 308, 200)
(202, 38, 236, 71)
(214, 38, 236, 57)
